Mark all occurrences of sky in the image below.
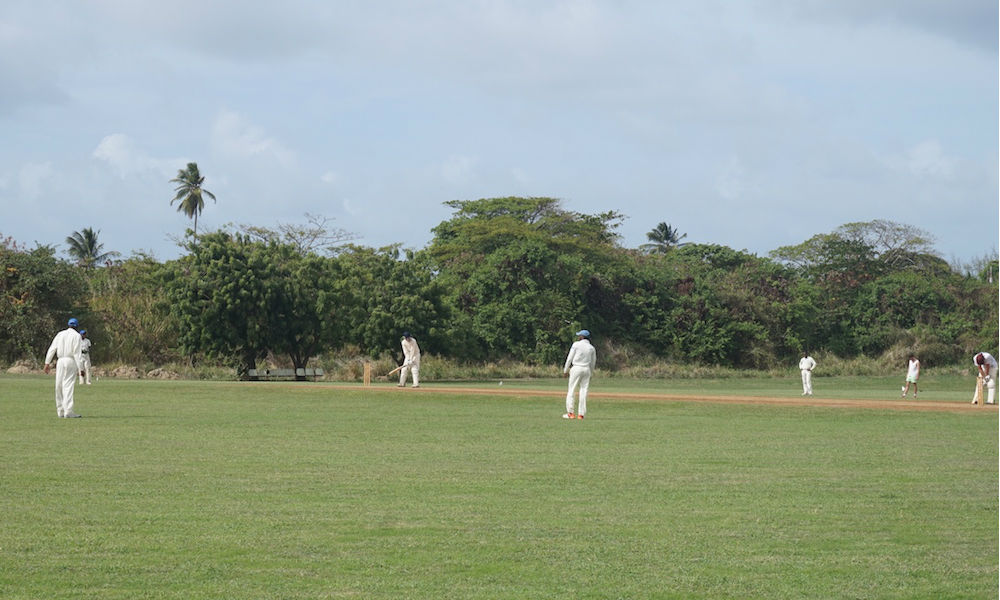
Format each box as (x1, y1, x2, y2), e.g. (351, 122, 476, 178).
(2, 0, 997, 265)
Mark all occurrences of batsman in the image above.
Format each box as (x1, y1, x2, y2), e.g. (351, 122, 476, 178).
(972, 351, 997, 405)
(397, 331, 420, 388)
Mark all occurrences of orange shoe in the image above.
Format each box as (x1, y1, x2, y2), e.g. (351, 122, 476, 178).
(577, 414, 585, 419)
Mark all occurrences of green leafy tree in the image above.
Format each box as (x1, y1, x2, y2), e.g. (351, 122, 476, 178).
(428, 197, 625, 363)
(170, 162, 216, 238)
(86, 255, 178, 364)
(0, 235, 87, 363)
(336, 245, 451, 361)
(65, 227, 119, 268)
(661, 244, 798, 368)
(163, 231, 346, 375)
(770, 220, 940, 278)
(640, 222, 688, 254)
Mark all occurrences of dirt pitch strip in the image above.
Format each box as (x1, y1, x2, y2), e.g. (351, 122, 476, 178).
(317, 383, 997, 415)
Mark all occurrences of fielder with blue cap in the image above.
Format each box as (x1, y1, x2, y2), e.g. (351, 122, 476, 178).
(562, 328, 597, 419)
(43, 317, 85, 417)
(78, 329, 93, 385)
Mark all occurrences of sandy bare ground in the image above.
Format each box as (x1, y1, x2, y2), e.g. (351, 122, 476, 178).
(314, 383, 997, 415)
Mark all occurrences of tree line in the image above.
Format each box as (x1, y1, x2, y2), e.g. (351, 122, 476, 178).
(1, 197, 997, 373)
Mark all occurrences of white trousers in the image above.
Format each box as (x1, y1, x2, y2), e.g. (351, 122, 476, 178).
(801, 370, 813, 395)
(79, 356, 92, 384)
(55, 357, 78, 416)
(566, 366, 592, 416)
(399, 362, 419, 387)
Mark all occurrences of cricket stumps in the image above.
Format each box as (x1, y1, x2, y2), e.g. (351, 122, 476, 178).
(363, 362, 372, 387)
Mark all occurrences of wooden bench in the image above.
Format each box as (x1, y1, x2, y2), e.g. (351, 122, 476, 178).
(247, 368, 324, 381)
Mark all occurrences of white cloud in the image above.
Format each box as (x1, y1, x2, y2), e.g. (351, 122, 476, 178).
(92, 134, 182, 178)
(0, 1, 993, 262)
(342, 198, 361, 216)
(882, 140, 959, 179)
(210, 110, 295, 167)
(904, 140, 958, 179)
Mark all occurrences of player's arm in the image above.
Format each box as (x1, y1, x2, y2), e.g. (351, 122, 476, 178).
(563, 347, 576, 373)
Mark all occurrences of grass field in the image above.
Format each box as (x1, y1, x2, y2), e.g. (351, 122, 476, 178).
(1, 374, 996, 599)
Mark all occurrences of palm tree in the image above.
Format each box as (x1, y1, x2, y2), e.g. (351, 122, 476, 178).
(170, 162, 216, 238)
(640, 222, 688, 254)
(66, 228, 119, 268)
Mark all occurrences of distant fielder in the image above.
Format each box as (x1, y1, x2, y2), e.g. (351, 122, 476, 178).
(972, 351, 997, 405)
(799, 351, 816, 396)
(901, 354, 919, 398)
(563, 329, 596, 419)
(78, 329, 93, 385)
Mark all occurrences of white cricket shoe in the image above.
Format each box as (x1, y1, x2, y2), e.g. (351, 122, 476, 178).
(64, 412, 82, 418)
(562, 413, 575, 419)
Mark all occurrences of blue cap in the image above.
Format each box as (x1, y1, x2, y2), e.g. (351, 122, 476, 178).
(68, 318, 78, 327)
(79, 329, 87, 335)
(402, 331, 411, 338)
(576, 329, 590, 337)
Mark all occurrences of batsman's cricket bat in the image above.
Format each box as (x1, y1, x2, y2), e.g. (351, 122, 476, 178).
(387, 365, 404, 377)
(975, 377, 985, 405)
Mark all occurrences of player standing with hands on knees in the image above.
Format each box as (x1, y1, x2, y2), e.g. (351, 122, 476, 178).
(563, 329, 596, 419)
(43, 318, 84, 418)
(972, 351, 997, 405)
(398, 332, 420, 388)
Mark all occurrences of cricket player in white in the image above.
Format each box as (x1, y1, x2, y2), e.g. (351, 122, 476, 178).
(901, 355, 919, 398)
(799, 352, 816, 396)
(563, 330, 596, 419)
(972, 352, 997, 405)
(399, 332, 420, 388)
(78, 329, 92, 385)
(43, 318, 84, 418)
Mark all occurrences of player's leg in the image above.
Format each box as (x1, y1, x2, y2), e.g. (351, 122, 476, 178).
(54, 360, 66, 417)
(565, 368, 582, 417)
(577, 370, 592, 418)
(988, 366, 996, 404)
(59, 358, 78, 417)
(411, 364, 419, 387)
